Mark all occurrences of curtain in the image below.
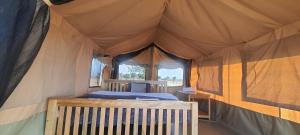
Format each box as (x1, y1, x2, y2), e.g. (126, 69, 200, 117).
(0, 0, 50, 107)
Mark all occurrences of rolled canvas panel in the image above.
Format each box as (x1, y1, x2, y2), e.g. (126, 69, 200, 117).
(197, 57, 223, 95)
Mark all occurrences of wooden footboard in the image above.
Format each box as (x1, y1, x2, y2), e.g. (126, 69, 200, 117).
(45, 98, 198, 135)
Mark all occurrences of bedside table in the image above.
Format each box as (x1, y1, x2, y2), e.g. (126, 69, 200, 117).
(177, 90, 211, 120)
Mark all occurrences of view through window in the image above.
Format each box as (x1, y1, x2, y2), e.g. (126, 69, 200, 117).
(118, 64, 146, 80)
(158, 68, 183, 86)
(90, 57, 106, 87)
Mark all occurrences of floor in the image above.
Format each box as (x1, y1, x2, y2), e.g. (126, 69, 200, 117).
(198, 120, 240, 135)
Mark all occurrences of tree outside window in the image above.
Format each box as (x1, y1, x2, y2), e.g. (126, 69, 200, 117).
(119, 64, 145, 80)
(158, 68, 183, 86)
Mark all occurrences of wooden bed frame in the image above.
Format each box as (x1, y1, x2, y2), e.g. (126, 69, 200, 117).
(45, 98, 198, 135)
(104, 79, 168, 93)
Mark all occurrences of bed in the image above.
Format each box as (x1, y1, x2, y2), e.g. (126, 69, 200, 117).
(45, 81, 198, 135)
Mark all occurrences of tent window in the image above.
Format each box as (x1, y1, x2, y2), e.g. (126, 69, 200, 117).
(112, 44, 191, 86)
(118, 64, 146, 80)
(90, 57, 106, 87)
(158, 68, 183, 86)
(242, 35, 300, 111)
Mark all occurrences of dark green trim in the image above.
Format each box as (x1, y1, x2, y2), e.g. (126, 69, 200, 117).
(0, 112, 45, 135)
(213, 100, 300, 135)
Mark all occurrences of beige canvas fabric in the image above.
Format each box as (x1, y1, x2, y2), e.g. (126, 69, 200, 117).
(242, 33, 300, 110)
(197, 57, 223, 95)
(41, 0, 300, 123)
(122, 47, 152, 65)
(50, 0, 166, 56)
(0, 11, 101, 124)
(1, 0, 299, 125)
(43, 0, 300, 59)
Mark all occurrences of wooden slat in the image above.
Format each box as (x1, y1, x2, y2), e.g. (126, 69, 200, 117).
(115, 83, 118, 91)
(174, 109, 179, 135)
(183, 110, 187, 135)
(82, 107, 89, 135)
(158, 85, 162, 92)
(91, 107, 98, 135)
(73, 107, 81, 135)
(142, 108, 147, 135)
(45, 99, 58, 135)
(121, 84, 124, 92)
(150, 109, 156, 135)
(99, 107, 106, 135)
(166, 109, 171, 135)
(125, 108, 131, 135)
(56, 106, 65, 135)
(121, 84, 125, 92)
(114, 83, 117, 91)
(111, 83, 115, 91)
(133, 108, 139, 135)
(191, 103, 198, 135)
(157, 109, 163, 135)
(63, 106, 72, 135)
(118, 83, 121, 91)
(108, 82, 112, 91)
(107, 107, 115, 135)
(116, 108, 123, 135)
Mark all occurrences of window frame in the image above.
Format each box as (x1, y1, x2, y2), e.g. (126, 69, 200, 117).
(157, 65, 184, 87)
(89, 55, 106, 88)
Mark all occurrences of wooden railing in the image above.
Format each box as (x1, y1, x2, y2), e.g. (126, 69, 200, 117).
(45, 98, 198, 135)
(103, 79, 168, 93)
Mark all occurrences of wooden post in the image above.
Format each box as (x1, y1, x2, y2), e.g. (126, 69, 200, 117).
(45, 99, 58, 135)
(163, 81, 168, 92)
(191, 102, 198, 135)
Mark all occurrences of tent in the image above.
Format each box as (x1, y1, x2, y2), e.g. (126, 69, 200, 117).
(1, 0, 300, 134)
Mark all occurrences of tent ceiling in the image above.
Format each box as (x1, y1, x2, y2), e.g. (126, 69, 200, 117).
(49, 0, 300, 59)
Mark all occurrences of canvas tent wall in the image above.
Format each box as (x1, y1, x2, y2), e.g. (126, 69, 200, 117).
(1, 0, 300, 135)
(0, 8, 101, 135)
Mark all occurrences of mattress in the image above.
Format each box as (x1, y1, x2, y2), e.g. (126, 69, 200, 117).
(80, 91, 178, 101)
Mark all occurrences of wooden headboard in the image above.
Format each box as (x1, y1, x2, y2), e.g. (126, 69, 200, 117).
(103, 79, 168, 93)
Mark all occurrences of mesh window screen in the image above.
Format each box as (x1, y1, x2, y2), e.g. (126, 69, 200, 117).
(242, 34, 300, 111)
(197, 57, 223, 95)
(112, 44, 192, 86)
(0, 0, 50, 107)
